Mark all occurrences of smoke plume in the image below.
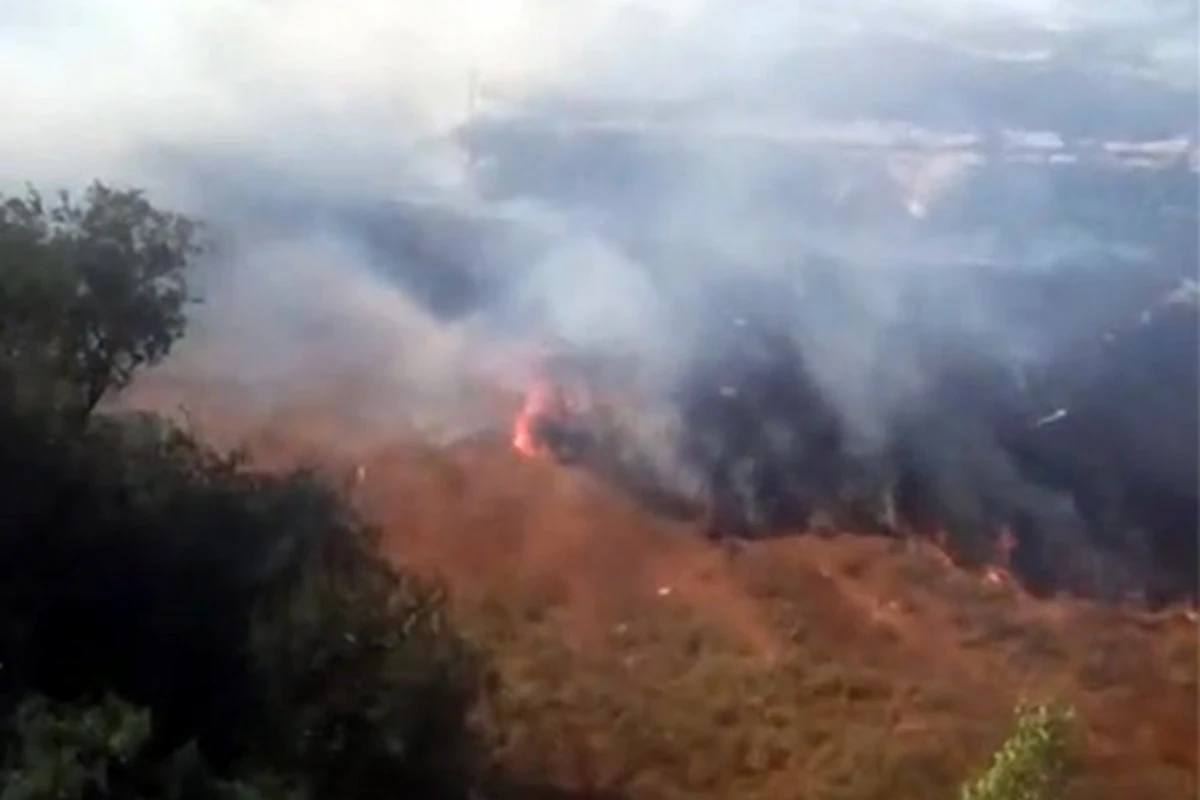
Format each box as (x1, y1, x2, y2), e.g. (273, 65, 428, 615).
(2, 0, 1196, 601)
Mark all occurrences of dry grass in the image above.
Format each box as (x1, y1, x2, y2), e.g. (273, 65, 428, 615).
(461, 536, 1195, 800)
(124, 378, 1199, 800)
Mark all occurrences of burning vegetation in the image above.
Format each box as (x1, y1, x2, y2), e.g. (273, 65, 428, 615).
(510, 268, 1199, 609)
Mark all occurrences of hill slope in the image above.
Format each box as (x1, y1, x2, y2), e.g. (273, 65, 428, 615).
(126, 380, 1197, 800)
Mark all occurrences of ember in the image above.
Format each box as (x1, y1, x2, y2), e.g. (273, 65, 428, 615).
(982, 566, 1014, 588)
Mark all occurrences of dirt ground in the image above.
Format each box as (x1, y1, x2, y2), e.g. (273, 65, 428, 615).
(125, 374, 1198, 800)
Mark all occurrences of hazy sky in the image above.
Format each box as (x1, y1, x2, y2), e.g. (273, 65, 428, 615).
(1, 0, 1193, 191)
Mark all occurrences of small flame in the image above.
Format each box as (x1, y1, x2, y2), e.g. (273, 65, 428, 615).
(983, 526, 1018, 588)
(513, 375, 573, 459)
(982, 565, 1014, 587)
(511, 352, 596, 461)
(924, 529, 1018, 590)
(512, 379, 552, 458)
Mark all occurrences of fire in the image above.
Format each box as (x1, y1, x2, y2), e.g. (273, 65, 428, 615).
(982, 565, 1014, 588)
(925, 528, 1018, 590)
(510, 349, 597, 461)
(512, 378, 555, 458)
(513, 372, 579, 459)
(983, 526, 1018, 588)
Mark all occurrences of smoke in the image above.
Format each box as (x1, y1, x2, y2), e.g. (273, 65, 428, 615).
(2, 1, 1196, 598)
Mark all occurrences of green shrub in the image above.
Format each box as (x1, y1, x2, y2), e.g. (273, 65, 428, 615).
(0, 694, 151, 800)
(960, 702, 1076, 800)
(247, 508, 484, 799)
(0, 179, 484, 799)
(0, 402, 485, 798)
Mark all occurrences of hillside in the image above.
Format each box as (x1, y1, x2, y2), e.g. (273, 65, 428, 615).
(125, 377, 1197, 800)
(5, 4, 1196, 796)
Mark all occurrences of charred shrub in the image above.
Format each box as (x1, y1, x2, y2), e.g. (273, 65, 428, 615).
(595, 265, 1198, 604)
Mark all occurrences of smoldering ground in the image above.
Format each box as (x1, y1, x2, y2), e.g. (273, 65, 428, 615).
(2, 0, 1196, 602)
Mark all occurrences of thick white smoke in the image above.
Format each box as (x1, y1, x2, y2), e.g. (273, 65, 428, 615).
(0, 0, 1193, 442)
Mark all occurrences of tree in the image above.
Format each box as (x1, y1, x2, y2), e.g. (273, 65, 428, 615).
(0, 182, 202, 419)
(0, 408, 483, 799)
(0, 179, 484, 799)
(244, 471, 482, 799)
(0, 695, 313, 800)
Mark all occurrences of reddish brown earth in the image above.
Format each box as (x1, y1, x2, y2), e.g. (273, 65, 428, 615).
(125, 373, 1198, 800)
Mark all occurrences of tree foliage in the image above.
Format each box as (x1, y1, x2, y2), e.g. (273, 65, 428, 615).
(0, 183, 483, 799)
(0, 694, 151, 800)
(0, 182, 200, 419)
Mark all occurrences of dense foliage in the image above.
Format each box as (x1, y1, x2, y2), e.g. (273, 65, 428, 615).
(0, 183, 481, 799)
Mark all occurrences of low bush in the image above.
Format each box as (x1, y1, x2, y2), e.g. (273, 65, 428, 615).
(959, 702, 1076, 800)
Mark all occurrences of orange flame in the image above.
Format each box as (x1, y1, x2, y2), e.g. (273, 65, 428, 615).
(512, 377, 558, 458)
(983, 526, 1017, 588)
(982, 564, 1014, 588)
(924, 528, 1019, 590)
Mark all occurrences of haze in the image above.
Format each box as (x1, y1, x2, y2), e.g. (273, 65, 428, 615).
(0, 0, 1194, 439)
